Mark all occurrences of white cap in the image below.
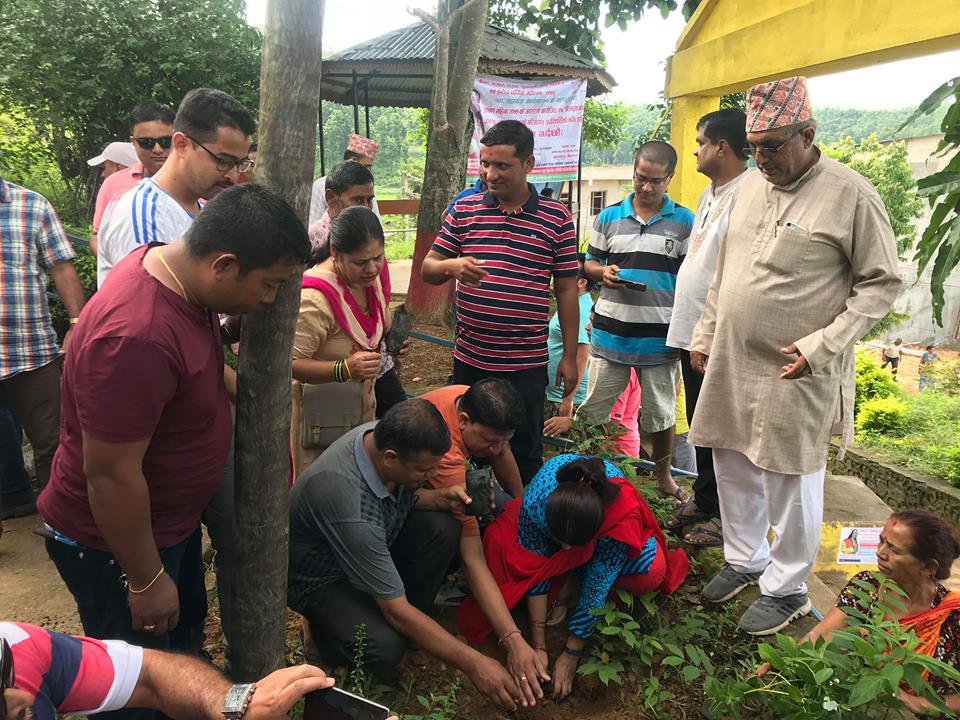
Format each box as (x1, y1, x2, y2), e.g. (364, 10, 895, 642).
(87, 141, 139, 168)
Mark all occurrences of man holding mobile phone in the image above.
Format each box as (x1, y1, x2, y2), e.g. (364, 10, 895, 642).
(1, 620, 396, 720)
(576, 141, 694, 503)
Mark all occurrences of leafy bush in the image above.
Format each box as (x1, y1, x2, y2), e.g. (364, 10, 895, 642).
(928, 359, 960, 396)
(855, 395, 910, 437)
(856, 391, 960, 486)
(855, 349, 900, 414)
(705, 573, 960, 718)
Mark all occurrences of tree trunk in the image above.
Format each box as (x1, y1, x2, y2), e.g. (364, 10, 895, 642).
(405, 0, 488, 313)
(230, 0, 323, 682)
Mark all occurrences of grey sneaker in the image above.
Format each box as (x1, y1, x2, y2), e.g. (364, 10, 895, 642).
(738, 593, 812, 636)
(701, 564, 762, 604)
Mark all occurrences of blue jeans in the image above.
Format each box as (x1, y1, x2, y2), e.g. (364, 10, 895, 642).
(0, 404, 32, 506)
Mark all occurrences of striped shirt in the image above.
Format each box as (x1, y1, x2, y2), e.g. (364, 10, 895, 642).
(0, 178, 76, 380)
(432, 186, 578, 371)
(587, 193, 694, 367)
(1, 621, 142, 720)
(97, 178, 196, 287)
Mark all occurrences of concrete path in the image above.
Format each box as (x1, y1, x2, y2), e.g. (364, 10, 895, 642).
(388, 259, 412, 296)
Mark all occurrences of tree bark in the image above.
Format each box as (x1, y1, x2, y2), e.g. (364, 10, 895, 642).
(405, 0, 488, 313)
(230, 0, 323, 681)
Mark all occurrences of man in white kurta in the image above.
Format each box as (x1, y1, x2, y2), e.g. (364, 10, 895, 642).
(665, 108, 749, 550)
(689, 77, 901, 635)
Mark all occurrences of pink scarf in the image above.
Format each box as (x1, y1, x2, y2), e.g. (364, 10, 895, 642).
(301, 269, 388, 350)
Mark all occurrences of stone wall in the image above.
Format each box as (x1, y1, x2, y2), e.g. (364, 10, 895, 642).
(829, 443, 960, 528)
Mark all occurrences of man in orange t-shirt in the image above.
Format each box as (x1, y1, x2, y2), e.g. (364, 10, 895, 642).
(419, 379, 552, 700)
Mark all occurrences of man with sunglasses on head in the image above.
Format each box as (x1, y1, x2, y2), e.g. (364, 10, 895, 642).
(0, 621, 398, 720)
(90, 102, 176, 257)
(97, 88, 256, 287)
(689, 77, 900, 636)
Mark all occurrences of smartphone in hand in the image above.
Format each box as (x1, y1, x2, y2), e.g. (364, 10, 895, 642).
(616, 278, 647, 292)
(464, 465, 493, 518)
(304, 688, 390, 720)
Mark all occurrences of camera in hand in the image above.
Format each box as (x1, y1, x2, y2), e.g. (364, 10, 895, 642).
(303, 687, 390, 720)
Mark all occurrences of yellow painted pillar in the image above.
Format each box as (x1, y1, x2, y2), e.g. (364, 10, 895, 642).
(669, 95, 720, 209)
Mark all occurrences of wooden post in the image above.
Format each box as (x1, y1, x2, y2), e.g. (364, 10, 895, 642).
(230, 0, 324, 681)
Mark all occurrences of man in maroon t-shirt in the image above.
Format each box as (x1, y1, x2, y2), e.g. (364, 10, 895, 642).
(38, 184, 310, 682)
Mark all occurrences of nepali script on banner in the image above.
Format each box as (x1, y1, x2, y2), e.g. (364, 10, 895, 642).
(467, 74, 587, 182)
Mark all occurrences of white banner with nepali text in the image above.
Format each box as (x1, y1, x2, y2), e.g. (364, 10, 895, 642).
(467, 74, 587, 182)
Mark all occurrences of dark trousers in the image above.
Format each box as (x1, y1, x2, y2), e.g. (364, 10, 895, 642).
(453, 359, 547, 484)
(679, 350, 719, 518)
(0, 404, 32, 506)
(0, 359, 61, 488)
(374, 368, 408, 418)
(46, 527, 208, 720)
(303, 510, 460, 676)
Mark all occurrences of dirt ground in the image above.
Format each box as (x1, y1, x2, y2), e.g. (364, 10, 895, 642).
(0, 514, 81, 634)
(865, 343, 959, 392)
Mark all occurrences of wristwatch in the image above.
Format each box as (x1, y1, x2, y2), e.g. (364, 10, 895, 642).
(221, 683, 256, 720)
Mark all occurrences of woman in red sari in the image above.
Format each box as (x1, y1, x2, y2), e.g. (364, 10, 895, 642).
(458, 454, 689, 699)
(760, 509, 960, 715)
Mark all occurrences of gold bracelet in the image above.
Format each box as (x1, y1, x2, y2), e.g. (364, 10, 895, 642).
(126, 565, 165, 594)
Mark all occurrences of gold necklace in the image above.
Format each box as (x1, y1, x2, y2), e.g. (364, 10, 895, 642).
(156, 247, 194, 305)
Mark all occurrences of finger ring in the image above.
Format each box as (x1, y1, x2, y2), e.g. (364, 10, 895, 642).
(520, 675, 527, 682)
(143, 624, 156, 631)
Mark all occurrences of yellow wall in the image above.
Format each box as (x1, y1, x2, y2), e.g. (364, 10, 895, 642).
(664, 0, 960, 206)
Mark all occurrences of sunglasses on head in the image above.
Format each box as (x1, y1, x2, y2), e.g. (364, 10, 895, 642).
(133, 136, 173, 151)
(0, 637, 15, 720)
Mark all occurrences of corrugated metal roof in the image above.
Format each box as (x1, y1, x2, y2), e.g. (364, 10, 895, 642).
(321, 22, 616, 107)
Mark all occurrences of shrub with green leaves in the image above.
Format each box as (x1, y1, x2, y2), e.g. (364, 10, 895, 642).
(855, 395, 910, 437)
(855, 349, 900, 414)
(704, 573, 960, 719)
(928, 359, 960, 396)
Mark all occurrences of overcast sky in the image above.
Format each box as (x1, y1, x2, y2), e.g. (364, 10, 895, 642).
(246, 0, 959, 110)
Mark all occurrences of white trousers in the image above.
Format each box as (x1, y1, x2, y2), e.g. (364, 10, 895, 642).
(713, 448, 825, 598)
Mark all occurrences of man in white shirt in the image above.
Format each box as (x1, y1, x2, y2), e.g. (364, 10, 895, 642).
(881, 337, 903, 379)
(665, 109, 749, 549)
(97, 88, 256, 286)
(309, 133, 380, 224)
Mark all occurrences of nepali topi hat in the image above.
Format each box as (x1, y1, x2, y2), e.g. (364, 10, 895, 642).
(347, 133, 379, 161)
(746, 76, 813, 133)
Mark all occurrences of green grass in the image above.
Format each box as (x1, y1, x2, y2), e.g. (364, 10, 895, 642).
(385, 234, 416, 261)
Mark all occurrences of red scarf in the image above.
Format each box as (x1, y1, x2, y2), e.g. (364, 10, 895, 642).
(457, 477, 689, 643)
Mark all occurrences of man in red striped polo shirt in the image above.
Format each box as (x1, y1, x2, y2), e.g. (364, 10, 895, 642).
(422, 120, 580, 483)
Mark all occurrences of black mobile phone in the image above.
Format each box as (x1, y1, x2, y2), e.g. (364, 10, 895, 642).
(617, 279, 647, 292)
(464, 466, 493, 518)
(303, 687, 390, 720)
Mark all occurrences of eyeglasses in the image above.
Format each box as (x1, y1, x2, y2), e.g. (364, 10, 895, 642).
(185, 135, 255, 174)
(633, 174, 670, 188)
(132, 135, 173, 150)
(742, 129, 803, 158)
(1, 637, 15, 720)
